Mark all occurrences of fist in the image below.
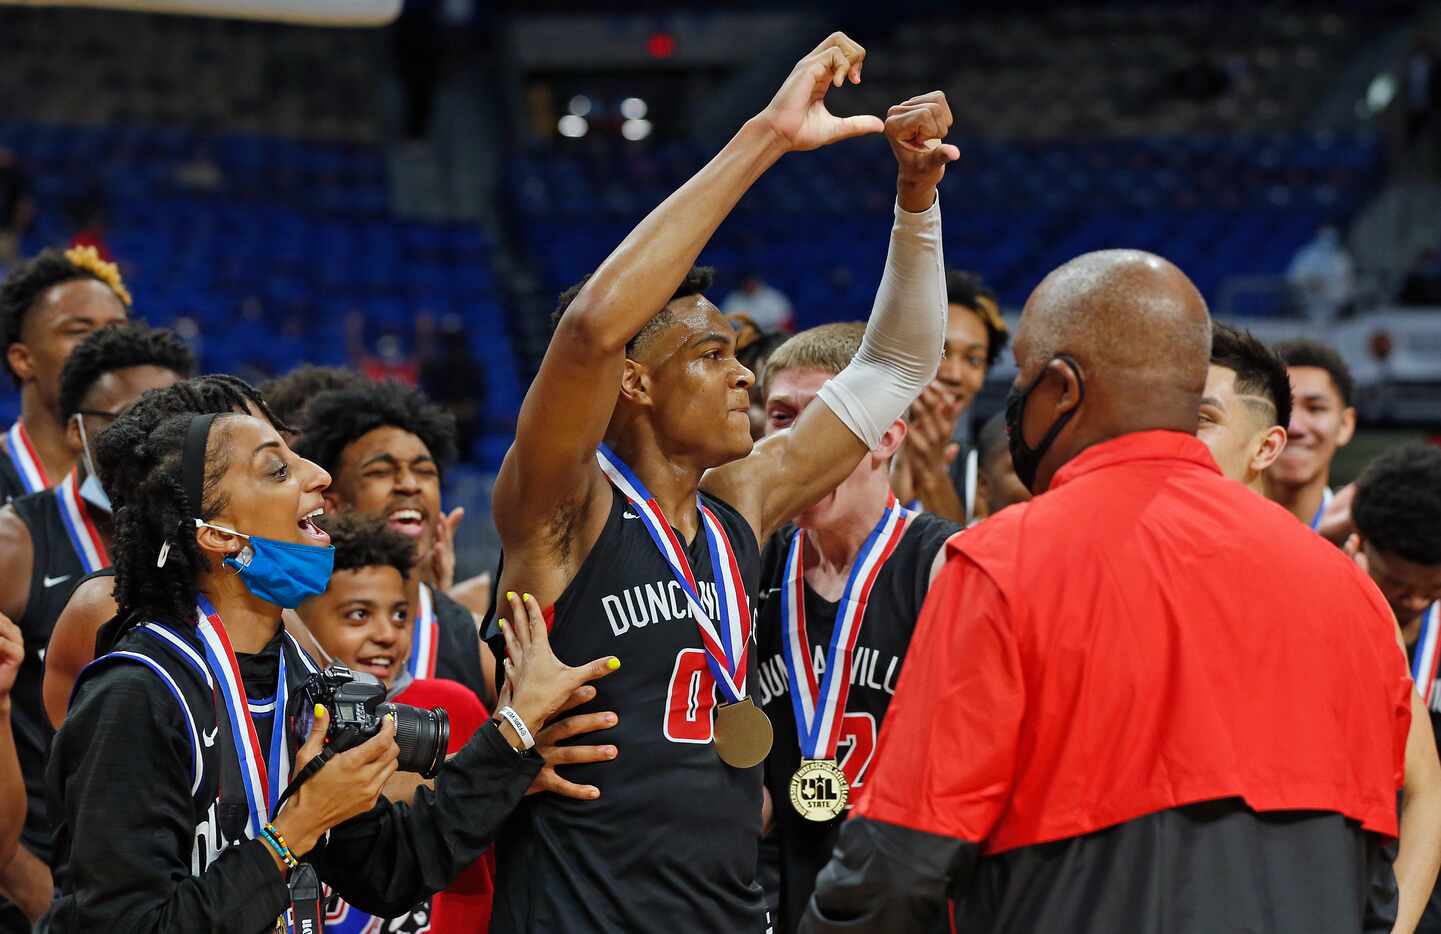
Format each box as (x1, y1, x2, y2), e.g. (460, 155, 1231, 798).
(885, 92, 960, 203)
(0, 612, 22, 699)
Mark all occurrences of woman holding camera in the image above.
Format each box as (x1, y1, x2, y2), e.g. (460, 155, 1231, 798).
(40, 405, 614, 933)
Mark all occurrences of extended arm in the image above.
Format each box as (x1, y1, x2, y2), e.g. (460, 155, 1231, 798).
(0, 615, 22, 870)
(704, 95, 956, 540)
(1394, 689, 1441, 934)
(493, 33, 882, 565)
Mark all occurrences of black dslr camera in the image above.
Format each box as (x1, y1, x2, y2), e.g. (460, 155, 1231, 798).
(290, 664, 450, 779)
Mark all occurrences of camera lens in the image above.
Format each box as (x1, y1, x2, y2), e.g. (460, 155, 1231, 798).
(378, 702, 451, 778)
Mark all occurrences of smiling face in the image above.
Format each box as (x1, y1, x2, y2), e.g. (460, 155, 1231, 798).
(933, 305, 991, 417)
(628, 296, 756, 467)
(298, 564, 412, 686)
(1269, 365, 1354, 487)
(1197, 363, 1284, 488)
(328, 426, 441, 557)
(9, 279, 128, 409)
(200, 415, 333, 551)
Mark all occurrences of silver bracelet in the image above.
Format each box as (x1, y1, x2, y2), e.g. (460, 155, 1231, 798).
(496, 706, 535, 750)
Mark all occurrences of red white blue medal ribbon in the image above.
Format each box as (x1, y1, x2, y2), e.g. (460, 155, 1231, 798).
(595, 443, 752, 703)
(407, 582, 438, 680)
(195, 594, 291, 839)
(1309, 487, 1334, 532)
(782, 494, 912, 759)
(56, 469, 109, 573)
(1413, 602, 1441, 708)
(6, 419, 48, 495)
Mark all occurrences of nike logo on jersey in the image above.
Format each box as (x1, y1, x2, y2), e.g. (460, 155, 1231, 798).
(43, 574, 72, 589)
(623, 511, 640, 519)
(202, 726, 218, 747)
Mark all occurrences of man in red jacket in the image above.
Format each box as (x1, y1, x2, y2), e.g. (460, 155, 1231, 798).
(803, 250, 1412, 934)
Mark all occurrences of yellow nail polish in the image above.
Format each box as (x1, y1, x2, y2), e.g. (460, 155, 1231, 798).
(497, 619, 507, 629)
(506, 591, 517, 602)
(607, 657, 621, 671)
(522, 593, 533, 602)
(314, 703, 326, 718)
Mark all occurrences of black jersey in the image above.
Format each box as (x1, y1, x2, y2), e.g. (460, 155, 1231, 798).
(8, 487, 94, 865)
(753, 511, 961, 934)
(0, 452, 24, 505)
(429, 586, 488, 704)
(489, 484, 767, 934)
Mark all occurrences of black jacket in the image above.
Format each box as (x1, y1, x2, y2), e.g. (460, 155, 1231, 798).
(40, 619, 541, 934)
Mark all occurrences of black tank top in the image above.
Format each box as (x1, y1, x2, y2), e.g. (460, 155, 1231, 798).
(753, 512, 961, 934)
(0, 452, 25, 505)
(489, 484, 766, 934)
(8, 487, 91, 865)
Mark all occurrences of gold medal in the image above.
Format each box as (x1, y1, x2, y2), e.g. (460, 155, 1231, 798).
(788, 758, 849, 821)
(712, 697, 773, 768)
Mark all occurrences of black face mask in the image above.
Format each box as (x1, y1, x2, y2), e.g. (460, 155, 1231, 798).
(1005, 355, 1085, 493)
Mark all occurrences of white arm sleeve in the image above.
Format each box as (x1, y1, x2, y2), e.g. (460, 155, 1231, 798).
(816, 195, 947, 450)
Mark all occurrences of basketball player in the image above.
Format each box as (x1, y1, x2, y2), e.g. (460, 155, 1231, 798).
(487, 34, 955, 933)
(1263, 339, 1355, 530)
(1196, 323, 1290, 493)
(0, 247, 130, 503)
(1198, 330, 1441, 933)
(749, 323, 962, 933)
(0, 323, 191, 930)
(1351, 444, 1441, 933)
(294, 379, 492, 704)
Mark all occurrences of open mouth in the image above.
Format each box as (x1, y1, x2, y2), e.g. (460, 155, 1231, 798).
(387, 507, 426, 538)
(297, 507, 331, 545)
(356, 655, 396, 678)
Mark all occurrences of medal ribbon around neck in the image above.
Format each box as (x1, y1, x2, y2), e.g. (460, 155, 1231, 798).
(195, 594, 292, 839)
(6, 419, 48, 495)
(595, 444, 752, 703)
(782, 494, 913, 760)
(407, 582, 438, 680)
(1413, 602, 1441, 708)
(56, 469, 109, 573)
(1309, 487, 1334, 532)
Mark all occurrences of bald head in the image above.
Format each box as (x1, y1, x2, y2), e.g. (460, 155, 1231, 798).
(1010, 250, 1212, 492)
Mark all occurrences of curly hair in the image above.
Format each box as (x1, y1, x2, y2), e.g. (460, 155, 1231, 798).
(57, 323, 195, 420)
(258, 365, 366, 436)
(95, 376, 284, 635)
(1274, 339, 1354, 408)
(1210, 323, 1292, 431)
(320, 510, 418, 579)
(552, 266, 715, 357)
(1353, 443, 1441, 567)
(946, 268, 1008, 368)
(1, 246, 133, 385)
(294, 379, 457, 478)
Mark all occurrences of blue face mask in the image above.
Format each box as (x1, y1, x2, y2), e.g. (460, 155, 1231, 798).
(196, 521, 335, 609)
(73, 414, 112, 514)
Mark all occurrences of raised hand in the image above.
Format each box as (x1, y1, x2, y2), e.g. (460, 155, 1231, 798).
(429, 506, 464, 592)
(497, 591, 620, 739)
(884, 91, 960, 210)
(758, 32, 885, 152)
(0, 613, 21, 699)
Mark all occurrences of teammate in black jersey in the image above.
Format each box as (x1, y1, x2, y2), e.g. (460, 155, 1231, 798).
(488, 33, 954, 933)
(749, 323, 962, 934)
(0, 323, 191, 931)
(0, 247, 130, 503)
(41, 374, 282, 729)
(294, 378, 494, 705)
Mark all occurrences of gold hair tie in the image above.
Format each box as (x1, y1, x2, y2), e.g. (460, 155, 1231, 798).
(63, 245, 133, 307)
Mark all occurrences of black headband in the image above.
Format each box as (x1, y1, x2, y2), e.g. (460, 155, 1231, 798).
(183, 412, 219, 518)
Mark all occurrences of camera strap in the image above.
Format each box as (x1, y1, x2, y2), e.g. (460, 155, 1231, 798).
(287, 862, 324, 933)
(273, 744, 336, 816)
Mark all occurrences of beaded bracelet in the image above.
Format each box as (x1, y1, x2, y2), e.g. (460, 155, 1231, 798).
(259, 823, 298, 870)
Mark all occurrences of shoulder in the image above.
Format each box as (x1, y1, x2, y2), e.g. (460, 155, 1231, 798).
(902, 512, 964, 561)
(62, 571, 118, 618)
(0, 500, 32, 545)
(70, 652, 195, 736)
